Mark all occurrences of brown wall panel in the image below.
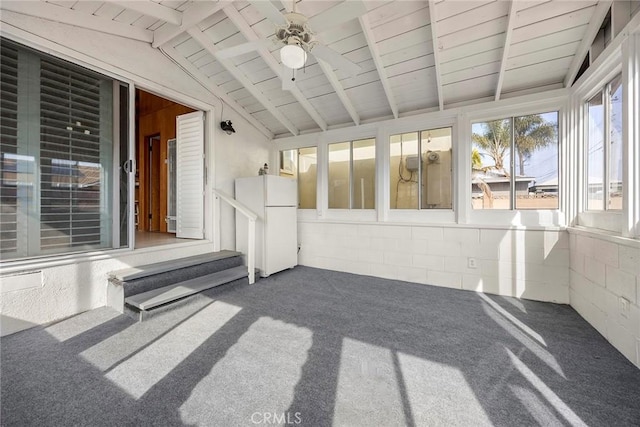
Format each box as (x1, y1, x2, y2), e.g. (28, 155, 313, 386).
(136, 90, 195, 232)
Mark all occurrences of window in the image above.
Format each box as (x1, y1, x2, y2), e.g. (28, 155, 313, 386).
(390, 127, 452, 209)
(327, 138, 375, 209)
(279, 147, 317, 209)
(586, 75, 622, 211)
(328, 142, 350, 208)
(471, 112, 558, 210)
(0, 39, 128, 260)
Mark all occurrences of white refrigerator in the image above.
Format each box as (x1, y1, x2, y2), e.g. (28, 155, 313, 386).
(235, 175, 298, 277)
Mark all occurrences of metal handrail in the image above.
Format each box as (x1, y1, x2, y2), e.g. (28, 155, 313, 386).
(212, 188, 257, 284)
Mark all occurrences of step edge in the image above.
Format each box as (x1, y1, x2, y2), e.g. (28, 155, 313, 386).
(109, 250, 242, 282)
(125, 266, 248, 311)
(132, 271, 248, 311)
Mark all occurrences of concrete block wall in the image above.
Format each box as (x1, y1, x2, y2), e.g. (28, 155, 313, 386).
(1, 242, 215, 336)
(298, 221, 570, 303)
(569, 231, 640, 368)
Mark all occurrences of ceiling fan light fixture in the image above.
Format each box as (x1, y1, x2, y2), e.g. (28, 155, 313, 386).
(280, 43, 307, 69)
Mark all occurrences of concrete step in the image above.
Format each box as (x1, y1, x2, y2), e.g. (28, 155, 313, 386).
(125, 265, 248, 312)
(107, 251, 245, 315)
(109, 250, 241, 282)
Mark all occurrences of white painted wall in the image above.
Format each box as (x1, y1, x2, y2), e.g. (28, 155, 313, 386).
(299, 221, 570, 303)
(214, 115, 275, 251)
(1, 241, 215, 336)
(0, 14, 274, 334)
(569, 231, 640, 368)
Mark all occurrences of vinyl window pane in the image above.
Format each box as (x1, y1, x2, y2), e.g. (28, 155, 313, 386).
(587, 92, 604, 211)
(420, 128, 452, 209)
(514, 112, 559, 210)
(0, 42, 19, 255)
(328, 142, 350, 209)
(471, 119, 512, 210)
(390, 132, 419, 209)
(608, 76, 623, 210)
(279, 149, 297, 178)
(352, 138, 375, 209)
(298, 147, 316, 209)
(0, 38, 120, 260)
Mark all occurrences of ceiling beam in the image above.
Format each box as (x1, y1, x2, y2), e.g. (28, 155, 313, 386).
(187, 28, 299, 136)
(564, 0, 613, 87)
(111, 1, 182, 26)
(0, 0, 152, 42)
(152, 1, 229, 48)
(160, 45, 274, 139)
(223, 5, 328, 132)
(317, 59, 360, 126)
(495, 0, 517, 101)
(358, 14, 399, 119)
(427, 0, 444, 111)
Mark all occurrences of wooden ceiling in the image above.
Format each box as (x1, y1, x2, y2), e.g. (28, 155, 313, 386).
(1, 1, 619, 138)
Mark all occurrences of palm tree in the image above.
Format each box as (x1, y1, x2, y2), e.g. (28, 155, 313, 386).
(514, 115, 556, 176)
(472, 116, 557, 177)
(471, 119, 510, 176)
(471, 147, 483, 170)
(471, 148, 493, 208)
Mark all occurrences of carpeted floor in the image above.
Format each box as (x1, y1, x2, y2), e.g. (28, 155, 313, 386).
(2, 266, 639, 426)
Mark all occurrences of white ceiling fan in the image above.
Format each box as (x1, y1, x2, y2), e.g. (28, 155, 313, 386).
(216, 0, 367, 91)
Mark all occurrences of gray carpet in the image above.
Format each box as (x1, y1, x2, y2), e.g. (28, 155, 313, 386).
(2, 266, 639, 426)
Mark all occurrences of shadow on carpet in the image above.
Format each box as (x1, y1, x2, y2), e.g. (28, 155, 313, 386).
(2, 266, 639, 426)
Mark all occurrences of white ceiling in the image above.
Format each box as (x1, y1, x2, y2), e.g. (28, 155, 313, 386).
(1, 0, 616, 138)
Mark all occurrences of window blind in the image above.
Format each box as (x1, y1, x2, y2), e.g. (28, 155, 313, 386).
(0, 37, 120, 260)
(39, 59, 105, 251)
(0, 43, 18, 256)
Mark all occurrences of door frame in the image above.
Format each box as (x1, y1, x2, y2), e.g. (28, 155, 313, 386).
(131, 86, 215, 248)
(146, 134, 161, 231)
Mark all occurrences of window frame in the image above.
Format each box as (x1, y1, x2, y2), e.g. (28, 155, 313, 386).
(463, 98, 566, 227)
(319, 131, 376, 221)
(327, 138, 376, 211)
(382, 115, 458, 224)
(275, 93, 567, 228)
(470, 111, 560, 212)
(572, 41, 626, 234)
(584, 74, 623, 214)
(278, 145, 318, 210)
(389, 126, 454, 211)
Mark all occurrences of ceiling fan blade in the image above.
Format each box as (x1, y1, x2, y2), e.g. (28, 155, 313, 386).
(281, 64, 296, 91)
(214, 40, 271, 60)
(312, 45, 361, 77)
(215, 42, 258, 60)
(248, 0, 287, 26)
(307, 0, 367, 30)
